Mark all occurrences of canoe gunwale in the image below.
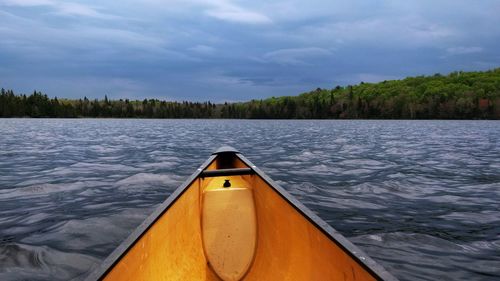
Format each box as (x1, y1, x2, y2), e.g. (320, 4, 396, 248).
(84, 154, 218, 281)
(236, 153, 398, 281)
(85, 149, 398, 281)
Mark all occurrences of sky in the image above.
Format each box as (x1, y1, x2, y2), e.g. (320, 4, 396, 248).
(1, 0, 500, 102)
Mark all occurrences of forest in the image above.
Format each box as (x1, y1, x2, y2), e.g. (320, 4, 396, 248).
(1, 68, 499, 119)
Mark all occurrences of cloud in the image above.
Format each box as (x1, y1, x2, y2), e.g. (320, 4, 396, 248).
(188, 70, 302, 101)
(54, 2, 118, 19)
(0, 0, 119, 19)
(205, 7, 271, 24)
(262, 47, 333, 65)
(139, 0, 271, 24)
(197, 0, 272, 24)
(0, 10, 200, 68)
(294, 16, 456, 49)
(189, 44, 216, 55)
(0, 0, 53, 6)
(445, 46, 483, 56)
(1, 0, 499, 101)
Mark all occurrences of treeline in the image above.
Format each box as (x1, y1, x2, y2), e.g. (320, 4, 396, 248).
(1, 68, 500, 119)
(238, 68, 500, 119)
(0, 90, 218, 118)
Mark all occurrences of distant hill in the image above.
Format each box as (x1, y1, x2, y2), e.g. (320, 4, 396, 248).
(1, 68, 499, 119)
(237, 68, 500, 119)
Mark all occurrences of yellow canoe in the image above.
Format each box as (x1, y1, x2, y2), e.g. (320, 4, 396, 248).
(86, 146, 397, 281)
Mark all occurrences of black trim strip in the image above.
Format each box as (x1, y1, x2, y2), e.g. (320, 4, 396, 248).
(201, 168, 254, 177)
(236, 154, 398, 281)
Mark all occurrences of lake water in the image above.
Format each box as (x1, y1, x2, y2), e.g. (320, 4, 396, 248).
(0, 119, 499, 281)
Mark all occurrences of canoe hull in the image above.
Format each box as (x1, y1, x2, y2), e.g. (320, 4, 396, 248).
(86, 148, 397, 281)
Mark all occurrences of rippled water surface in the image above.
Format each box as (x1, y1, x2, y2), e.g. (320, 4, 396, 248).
(0, 119, 499, 280)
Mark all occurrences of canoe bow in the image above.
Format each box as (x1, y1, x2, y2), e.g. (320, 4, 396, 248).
(85, 146, 397, 281)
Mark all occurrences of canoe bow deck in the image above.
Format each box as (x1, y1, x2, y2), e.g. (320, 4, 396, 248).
(85, 146, 397, 281)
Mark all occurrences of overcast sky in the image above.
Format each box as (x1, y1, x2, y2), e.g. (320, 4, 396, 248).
(1, 0, 499, 101)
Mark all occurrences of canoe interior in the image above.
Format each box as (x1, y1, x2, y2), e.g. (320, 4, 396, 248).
(95, 152, 390, 281)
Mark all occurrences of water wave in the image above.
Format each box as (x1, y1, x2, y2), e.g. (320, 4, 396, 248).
(0, 119, 499, 281)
